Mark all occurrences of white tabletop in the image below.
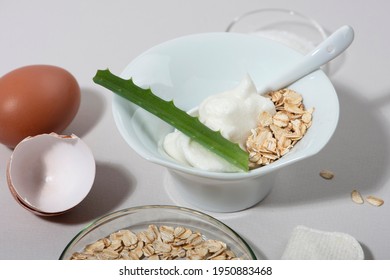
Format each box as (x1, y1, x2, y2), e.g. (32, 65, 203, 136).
(1, 0, 389, 260)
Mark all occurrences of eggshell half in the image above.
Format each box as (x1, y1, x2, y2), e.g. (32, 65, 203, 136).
(7, 133, 95, 214)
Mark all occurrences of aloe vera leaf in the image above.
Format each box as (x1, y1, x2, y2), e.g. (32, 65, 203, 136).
(93, 69, 249, 171)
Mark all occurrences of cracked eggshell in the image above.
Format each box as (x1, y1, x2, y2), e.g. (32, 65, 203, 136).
(7, 133, 95, 215)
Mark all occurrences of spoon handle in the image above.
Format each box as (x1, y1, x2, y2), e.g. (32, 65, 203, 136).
(257, 25, 354, 95)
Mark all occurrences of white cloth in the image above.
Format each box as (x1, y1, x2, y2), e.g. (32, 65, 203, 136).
(282, 225, 364, 260)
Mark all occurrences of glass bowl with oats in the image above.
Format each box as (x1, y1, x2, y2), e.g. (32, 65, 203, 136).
(109, 32, 340, 212)
(59, 205, 256, 260)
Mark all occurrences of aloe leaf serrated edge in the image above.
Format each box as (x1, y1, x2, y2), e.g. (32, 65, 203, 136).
(93, 69, 249, 172)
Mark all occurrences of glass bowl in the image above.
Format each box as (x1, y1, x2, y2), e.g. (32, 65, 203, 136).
(226, 8, 328, 55)
(60, 205, 257, 260)
(226, 8, 336, 75)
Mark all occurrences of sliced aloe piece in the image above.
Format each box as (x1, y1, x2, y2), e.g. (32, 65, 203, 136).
(93, 69, 249, 171)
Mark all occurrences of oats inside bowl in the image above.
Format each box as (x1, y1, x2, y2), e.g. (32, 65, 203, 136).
(70, 224, 242, 260)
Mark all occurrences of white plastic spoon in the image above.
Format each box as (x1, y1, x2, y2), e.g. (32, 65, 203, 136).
(256, 25, 354, 95)
(186, 25, 353, 116)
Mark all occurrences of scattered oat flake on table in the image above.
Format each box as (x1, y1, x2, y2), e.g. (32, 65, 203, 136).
(319, 170, 334, 180)
(366, 195, 384, 207)
(351, 190, 364, 204)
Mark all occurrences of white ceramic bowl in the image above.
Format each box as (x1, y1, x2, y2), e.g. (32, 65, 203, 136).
(112, 32, 339, 212)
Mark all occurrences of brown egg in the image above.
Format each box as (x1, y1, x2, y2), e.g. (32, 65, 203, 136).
(0, 65, 80, 148)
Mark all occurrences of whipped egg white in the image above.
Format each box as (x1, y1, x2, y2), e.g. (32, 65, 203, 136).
(162, 75, 276, 172)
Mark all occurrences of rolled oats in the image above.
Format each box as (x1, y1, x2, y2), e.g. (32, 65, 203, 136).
(247, 88, 314, 168)
(350, 189, 384, 207)
(70, 225, 242, 260)
(320, 170, 335, 180)
(351, 190, 364, 204)
(366, 195, 384, 207)
(159, 225, 175, 243)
